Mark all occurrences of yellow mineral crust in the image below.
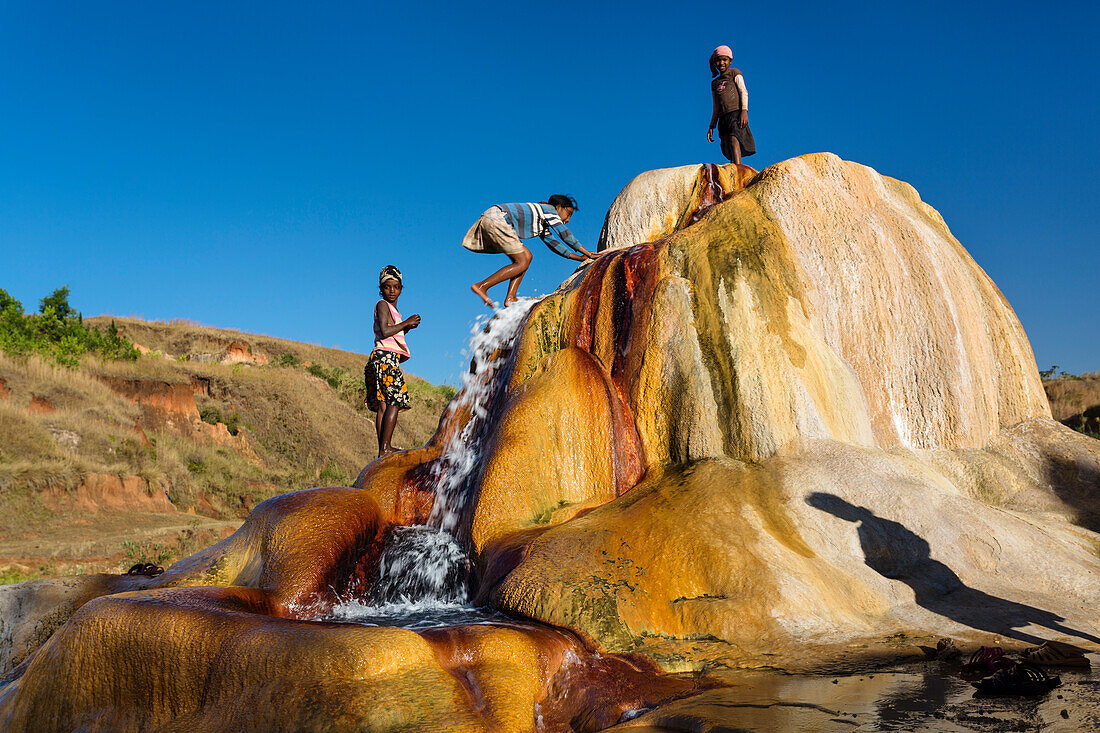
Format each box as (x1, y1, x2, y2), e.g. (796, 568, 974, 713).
(469, 347, 622, 552)
(0, 585, 564, 732)
(481, 154, 1099, 668)
(587, 153, 1051, 461)
(162, 486, 388, 614)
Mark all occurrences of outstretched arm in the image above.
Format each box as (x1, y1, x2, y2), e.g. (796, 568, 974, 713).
(542, 222, 599, 261)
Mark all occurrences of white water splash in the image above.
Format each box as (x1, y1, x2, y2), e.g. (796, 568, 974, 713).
(372, 525, 469, 604)
(327, 597, 506, 630)
(427, 297, 541, 534)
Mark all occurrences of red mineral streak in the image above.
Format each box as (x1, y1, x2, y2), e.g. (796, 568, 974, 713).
(536, 649, 712, 733)
(685, 163, 732, 226)
(570, 254, 617, 354)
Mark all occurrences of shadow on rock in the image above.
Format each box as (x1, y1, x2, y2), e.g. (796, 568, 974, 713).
(1044, 450, 1100, 534)
(806, 492, 1100, 648)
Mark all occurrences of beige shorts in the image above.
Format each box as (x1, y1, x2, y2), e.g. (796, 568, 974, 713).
(461, 207, 524, 255)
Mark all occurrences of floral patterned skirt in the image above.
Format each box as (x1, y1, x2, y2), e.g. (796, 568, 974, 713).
(364, 349, 411, 412)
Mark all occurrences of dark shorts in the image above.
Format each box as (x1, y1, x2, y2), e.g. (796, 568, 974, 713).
(364, 350, 411, 412)
(718, 110, 756, 159)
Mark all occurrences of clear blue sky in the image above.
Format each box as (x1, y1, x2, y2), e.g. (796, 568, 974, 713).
(2, 1, 1096, 385)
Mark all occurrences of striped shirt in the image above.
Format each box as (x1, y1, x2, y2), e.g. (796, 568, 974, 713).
(495, 202, 585, 259)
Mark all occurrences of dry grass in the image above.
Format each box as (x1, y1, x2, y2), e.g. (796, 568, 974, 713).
(86, 317, 451, 447)
(87, 316, 371, 373)
(0, 402, 62, 463)
(1044, 372, 1100, 436)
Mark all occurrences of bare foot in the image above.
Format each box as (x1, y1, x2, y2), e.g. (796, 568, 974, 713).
(470, 284, 495, 308)
(503, 296, 518, 307)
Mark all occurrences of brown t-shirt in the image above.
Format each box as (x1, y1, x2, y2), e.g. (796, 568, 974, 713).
(710, 68, 746, 127)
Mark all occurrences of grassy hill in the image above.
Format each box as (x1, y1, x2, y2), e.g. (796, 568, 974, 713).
(0, 316, 453, 582)
(1043, 370, 1100, 438)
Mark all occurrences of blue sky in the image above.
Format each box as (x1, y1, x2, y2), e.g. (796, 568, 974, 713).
(1, 1, 1096, 385)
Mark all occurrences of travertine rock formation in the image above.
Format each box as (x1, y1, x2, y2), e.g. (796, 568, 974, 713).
(1, 154, 1096, 731)
(481, 154, 1098, 664)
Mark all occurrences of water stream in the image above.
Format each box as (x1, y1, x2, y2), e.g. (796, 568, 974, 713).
(426, 297, 540, 535)
(326, 298, 540, 627)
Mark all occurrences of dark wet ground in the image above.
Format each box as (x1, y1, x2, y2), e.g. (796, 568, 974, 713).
(609, 656, 1100, 732)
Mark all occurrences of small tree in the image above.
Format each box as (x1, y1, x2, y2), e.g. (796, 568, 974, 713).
(39, 286, 74, 321)
(0, 288, 22, 314)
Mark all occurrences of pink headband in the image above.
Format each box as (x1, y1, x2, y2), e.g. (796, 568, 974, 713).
(712, 45, 732, 60)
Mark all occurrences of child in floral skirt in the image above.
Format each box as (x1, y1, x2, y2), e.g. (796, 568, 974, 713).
(365, 265, 420, 457)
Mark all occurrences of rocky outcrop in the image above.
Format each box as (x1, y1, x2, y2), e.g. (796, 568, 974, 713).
(1, 154, 1097, 731)
(223, 341, 269, 366)
(597, 163, 757, 252)
(26, 395, 54, 414)
(481, 154, 1097, 664)
(0, 485, 697, 730)
(40, 473, 174, 514)
(96, 375, 202, 434)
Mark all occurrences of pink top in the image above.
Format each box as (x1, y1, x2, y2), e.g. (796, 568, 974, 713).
(374, 300, 410, 361)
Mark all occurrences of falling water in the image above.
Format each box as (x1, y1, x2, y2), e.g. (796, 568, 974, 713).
(372, 525, 471, 604)
(427, 297, 540, 535)
(326, 298, 540, 625)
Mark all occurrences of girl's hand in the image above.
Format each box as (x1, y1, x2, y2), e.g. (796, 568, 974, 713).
(739, 111, 747, 129)
(404, 315, 421, 330)
(707, 128, 715, 143)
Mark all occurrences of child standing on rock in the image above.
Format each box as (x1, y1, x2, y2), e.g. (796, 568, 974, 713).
(707, 44, 756, 164)
(366, 265, 420, 457)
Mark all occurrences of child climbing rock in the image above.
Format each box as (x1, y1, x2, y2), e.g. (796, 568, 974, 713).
(462, 195, 601, 308)
(365, 265, 420, 457)
(707, 44, 756, 164)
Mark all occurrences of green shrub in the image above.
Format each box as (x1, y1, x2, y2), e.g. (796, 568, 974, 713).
(121, 540, 173, 567)
(0, 289, 21, 314)
(304, 363, 366, 405)
(1041, 365, 1084, 381)
(0, 286, 139, 367)
(407, 379, 458, 407)
(199, 406, 223, 426)
(275, 353, 301, 368)
(318, 463, 349, 486)
(0, 567, 43, 585)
